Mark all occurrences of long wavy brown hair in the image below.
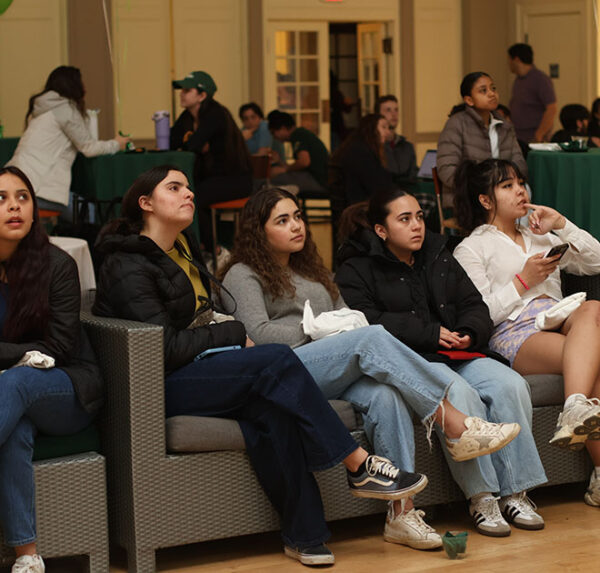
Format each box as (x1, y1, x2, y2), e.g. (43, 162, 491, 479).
(219, 187, 339, 300)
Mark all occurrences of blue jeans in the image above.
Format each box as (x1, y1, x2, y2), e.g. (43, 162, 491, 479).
(0, 367, 92, 546)
(164, 344, 357, 548)
(294, 325, 452, 472)
(430, 358, 547, 498)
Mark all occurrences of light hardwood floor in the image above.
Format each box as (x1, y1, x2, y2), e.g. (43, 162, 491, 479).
(7, 483, 597, 572)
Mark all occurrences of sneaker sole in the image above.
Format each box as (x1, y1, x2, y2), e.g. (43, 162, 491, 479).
(450, 424, 521, 462)
(284, 546, 335, 566)
(473, 524, 511, 537)
(383, 534, 442, 550)
(502, 512, 545, 530)
(549, 427, 600, 451)
(350, 474, 428, 500)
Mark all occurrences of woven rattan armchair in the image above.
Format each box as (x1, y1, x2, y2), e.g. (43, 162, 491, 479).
(82, 272, 599, 572)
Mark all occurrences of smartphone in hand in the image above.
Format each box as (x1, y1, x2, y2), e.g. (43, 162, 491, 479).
(544, 243, 569, 260)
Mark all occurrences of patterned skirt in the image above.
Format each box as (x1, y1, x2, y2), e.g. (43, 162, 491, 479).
(489, 298, 557, 365)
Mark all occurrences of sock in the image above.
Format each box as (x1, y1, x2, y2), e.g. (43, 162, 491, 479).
(348, 460, 367, 477)
(564, 393, 586, 408)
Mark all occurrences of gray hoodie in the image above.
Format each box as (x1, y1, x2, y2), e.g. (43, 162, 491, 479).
(7, 91, 119, 205)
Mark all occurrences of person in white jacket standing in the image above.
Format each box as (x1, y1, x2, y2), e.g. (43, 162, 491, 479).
(7, 66, 128, 214)
(453, 158, 600, 508)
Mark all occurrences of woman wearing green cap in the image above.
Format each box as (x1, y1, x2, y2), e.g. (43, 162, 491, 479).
(170, 70, 252, 249)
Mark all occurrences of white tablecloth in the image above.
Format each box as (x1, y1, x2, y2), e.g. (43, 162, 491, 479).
(49, 236, 96, 292)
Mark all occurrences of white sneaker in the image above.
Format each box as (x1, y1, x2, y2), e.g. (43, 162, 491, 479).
(446, 416, 521, 462)
(383, 501, 442, 550)
(11, 554, 45, 573)
(499, 492, 545, 530)
(469, 494, 511, 537)
(549, 397, 600, 450)
(584, 469, 600, 507)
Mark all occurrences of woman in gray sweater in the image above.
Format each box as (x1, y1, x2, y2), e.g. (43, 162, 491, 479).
(220, 186, 521, 550)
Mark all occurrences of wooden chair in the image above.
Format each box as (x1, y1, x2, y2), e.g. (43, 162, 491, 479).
(432, 166, 460, 234)
(209, 154, 271, 271)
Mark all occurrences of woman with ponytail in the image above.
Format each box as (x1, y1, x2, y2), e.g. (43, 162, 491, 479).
(0, 166, 102, 573)
(335, 188, 547, 538)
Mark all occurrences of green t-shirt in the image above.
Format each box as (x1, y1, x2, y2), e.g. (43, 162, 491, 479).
(290, 127, 329, 187)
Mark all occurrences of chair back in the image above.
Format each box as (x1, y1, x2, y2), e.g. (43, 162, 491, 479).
(432, 166, 460, 234)
(250, 154, 271, 182)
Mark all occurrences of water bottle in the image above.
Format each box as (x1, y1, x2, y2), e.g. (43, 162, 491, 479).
(152, 111, 170, 150)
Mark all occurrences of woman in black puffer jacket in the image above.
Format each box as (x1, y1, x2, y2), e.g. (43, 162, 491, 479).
(335, 188, 548, 538)
(0, 166, 102, 573)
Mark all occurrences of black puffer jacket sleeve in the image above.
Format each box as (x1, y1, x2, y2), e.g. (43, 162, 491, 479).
(0, 247, 81, 369)
(335, 259, 441, 352)
(94, 252, 246, 373)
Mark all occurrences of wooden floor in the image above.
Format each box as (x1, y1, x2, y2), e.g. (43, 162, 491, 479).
(24, 482, 599, 573)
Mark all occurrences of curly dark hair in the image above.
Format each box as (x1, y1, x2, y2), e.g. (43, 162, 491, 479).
(219, 187, 339, 301)
(0, 166, 51, 342)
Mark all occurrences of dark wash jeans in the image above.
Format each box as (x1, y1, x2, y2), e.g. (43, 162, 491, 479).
(164, 343, 358, 547)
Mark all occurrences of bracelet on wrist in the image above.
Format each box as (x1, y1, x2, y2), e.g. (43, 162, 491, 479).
(515, 273, 530, 291)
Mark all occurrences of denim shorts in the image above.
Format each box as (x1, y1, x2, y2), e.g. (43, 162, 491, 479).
(489, 298, 557, 365)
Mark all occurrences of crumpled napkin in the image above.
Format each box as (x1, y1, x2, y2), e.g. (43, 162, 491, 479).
(14, 350, 55, 369)
(535, 292, 586, 331)
(302, 299, 369, 340)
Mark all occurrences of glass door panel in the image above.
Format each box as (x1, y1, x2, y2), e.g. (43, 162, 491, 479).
(357, 23, 384, 114)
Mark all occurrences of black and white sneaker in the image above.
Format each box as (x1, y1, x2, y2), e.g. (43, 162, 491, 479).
(347, 455, 428, 500)
(499, 492, 544, 530)
(284, 543, 334, 566)
(469, 493, 511, 537)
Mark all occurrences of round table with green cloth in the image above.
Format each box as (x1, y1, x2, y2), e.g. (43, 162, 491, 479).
(0, 137, 19, 166)
(527, 148, 600, 239)
(71, 150, 195, 200)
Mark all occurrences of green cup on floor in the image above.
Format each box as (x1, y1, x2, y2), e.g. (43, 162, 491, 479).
(442, 531, 468, 559)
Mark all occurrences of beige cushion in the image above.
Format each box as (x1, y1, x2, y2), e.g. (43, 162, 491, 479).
(166, 399, 359, 453)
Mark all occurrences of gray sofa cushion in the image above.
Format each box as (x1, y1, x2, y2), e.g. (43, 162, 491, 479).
(166, 399, 358, 453)
(525, 374, 565, 407)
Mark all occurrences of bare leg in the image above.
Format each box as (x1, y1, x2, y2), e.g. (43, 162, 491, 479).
(14, 542, 36, 557)
(394, 497, 414, 513)
(513, 331, 565, 376)
(342, 446, 368, 472)
(433, 399, 468, 439)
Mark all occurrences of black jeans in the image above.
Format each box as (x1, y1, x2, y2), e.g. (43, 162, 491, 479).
(164, 344, 358, 547)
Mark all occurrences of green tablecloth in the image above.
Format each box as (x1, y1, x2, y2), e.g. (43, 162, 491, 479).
(71, 150, 195, 200)
(0, 137, 19, 166)
(527, 148, 600, 239)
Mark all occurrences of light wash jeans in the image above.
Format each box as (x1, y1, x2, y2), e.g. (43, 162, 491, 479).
(294, 325, 453, 472)
(0, 367, 92, 546)
(429, 358, 547, 498)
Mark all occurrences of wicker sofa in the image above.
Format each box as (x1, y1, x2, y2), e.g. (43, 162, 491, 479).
(82, 272, 599, 573)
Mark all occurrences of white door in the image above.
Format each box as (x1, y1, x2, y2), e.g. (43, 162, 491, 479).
(357, 22, 385, 114)
(265, 21, 330, 149)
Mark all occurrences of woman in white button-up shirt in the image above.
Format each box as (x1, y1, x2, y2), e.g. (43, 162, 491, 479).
(453, 158, 600, 507)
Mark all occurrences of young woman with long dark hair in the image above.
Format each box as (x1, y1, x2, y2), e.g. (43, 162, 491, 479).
(220, 186, 522, 549)
(7, 66, 128, 214)
(453, 158, 600, 508)
(92, 165, 429, 567)
(335, 189, 547, 537)
(0, 166, 103, 573)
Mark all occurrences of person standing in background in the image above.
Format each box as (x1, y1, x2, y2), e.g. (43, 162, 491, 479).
(508, 44, 557, 145)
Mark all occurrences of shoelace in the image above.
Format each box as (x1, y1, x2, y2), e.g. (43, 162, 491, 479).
(476, 495, 503, 521)
(507, 492, 538, 514)
(366, 455, 399, 479)
(403, 508, 436, 533)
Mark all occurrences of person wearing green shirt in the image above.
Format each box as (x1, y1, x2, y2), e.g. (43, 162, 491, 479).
(268, 111, 329, 193)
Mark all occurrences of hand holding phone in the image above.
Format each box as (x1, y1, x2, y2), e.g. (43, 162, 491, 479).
(544, 243, 569, 260)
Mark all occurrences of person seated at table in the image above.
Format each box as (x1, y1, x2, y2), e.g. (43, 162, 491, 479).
(219, 186, 522, 549)
(239, 102, 285, 161)
(92, 164, 430, 567)
(551, 104, 590, 143)
(452, 158, 600, 508)
(6, 66, 129, 218)
(436, 72, 527, 208)
(267, 111, 329, 194)
(335, 190, 547, 537)
(588, 98, 600, 148)
(0, 166, 103, 573)
(170, 71, 252, 249)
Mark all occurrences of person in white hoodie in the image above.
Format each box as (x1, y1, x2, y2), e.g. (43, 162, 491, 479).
(7, 66, 128, 215)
